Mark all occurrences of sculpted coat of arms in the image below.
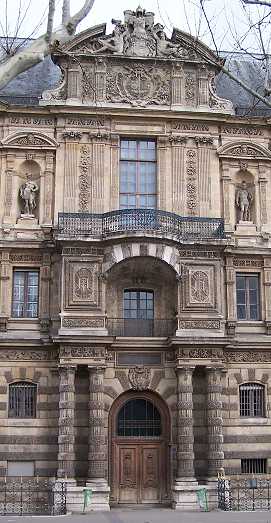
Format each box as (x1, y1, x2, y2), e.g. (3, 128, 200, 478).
(88, 6, 187, 59)
(128, 366, 151, 390)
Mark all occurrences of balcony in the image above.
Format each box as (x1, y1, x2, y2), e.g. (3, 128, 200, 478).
(57, 209, 225, 240)
(107, 318, 177, 337)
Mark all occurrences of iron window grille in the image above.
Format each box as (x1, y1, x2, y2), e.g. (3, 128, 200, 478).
(241, 458, 267, 474)
(120, 139, 157, 210)
(9, 382, 37, 418)
(240, 383, 265, 417)
(117, 398, 162, 437)
(236, 273, 260, 321)
(12, 270, 39, 318)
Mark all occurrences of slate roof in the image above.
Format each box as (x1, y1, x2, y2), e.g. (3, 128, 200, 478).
(0, 38, 270, 116)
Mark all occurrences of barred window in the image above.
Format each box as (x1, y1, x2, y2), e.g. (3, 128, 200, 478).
(241, 458, 267, 474)
(12, 270, 39, 318)
(120, 139, 157, 209)
(236, 273, 260, 321)
(240, 383, 265, 417)
(9, 382, 37, 418)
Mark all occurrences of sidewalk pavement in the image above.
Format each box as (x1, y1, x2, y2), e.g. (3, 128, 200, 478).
(2, 509, 271, 523)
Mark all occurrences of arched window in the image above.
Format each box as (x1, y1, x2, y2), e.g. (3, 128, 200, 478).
(239, 383, 265, 417)
(117, 398, 161, 437)
(9, 382, 37, 418)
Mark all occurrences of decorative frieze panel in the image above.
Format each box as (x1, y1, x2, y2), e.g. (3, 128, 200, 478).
(0, 349, 56, 361)
(62, 317, 105, 328)
(179, 320, 221, 329)
(176, 348, 224, 360)
(225, 351, 271, 363)
(60, 346, 111, 362)
(64, 260, 101, 310)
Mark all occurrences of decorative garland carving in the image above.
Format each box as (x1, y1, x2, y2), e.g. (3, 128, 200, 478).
(233, 257, 263, 268)
(186, 148, 198, 215)
(185, 73, 196, 103)
(176, 348, 223, 359)
(9, 253, 43, 263)
(60, 346, 108, 359)
(179, 320, 220, 329)
(62, 318, 105, 328)
(128, 366, 151, 390)
(222, 127, 263, 136)
(225, 351, 271, 362)
(62, 131, 82, 140)
(0, 349, 54, 361)
(79, 145, 91, 212)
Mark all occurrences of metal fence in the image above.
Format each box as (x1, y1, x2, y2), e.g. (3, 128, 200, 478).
(58, 209, 225, 240)
(218, 476, 271, 511)
(0, 477, 66, 516)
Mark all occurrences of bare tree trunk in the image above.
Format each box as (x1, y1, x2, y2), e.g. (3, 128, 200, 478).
(0, 0, 96, 90)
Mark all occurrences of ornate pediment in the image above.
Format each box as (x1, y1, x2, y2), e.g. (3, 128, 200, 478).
(42, 6, 234, 114)
(217, 141, 271, 160)
(1, 132, 58, 149)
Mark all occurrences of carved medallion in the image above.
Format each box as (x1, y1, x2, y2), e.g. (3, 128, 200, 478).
(128, 366, 151, 390)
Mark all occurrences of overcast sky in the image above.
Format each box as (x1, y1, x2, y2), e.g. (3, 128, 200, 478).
(1, 0, 270, 54)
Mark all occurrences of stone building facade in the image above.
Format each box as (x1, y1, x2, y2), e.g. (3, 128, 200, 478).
(1, 6, 271, 511)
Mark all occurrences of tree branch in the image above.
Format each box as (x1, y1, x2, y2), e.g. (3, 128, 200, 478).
(0, 0, 96, 90)
(46, 0, 56, 43)
(62, 0, 70, 25)
(242, 0, 271, 6)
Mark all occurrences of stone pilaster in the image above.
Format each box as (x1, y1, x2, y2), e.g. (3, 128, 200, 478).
(57, 365, 76, 479)
(175, 366, 196, 482)
(206, 367, 224, 478)
(88, 366, 107, 484)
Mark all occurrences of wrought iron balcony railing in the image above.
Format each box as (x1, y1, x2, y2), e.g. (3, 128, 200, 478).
(107, 318, 177, 337)
(57, 209, 225, 240)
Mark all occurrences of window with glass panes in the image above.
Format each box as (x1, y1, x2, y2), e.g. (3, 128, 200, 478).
(120, 139, 157, 209)
(236, 273, 260, 320)
(124, 290, 154, 320)
(12, 270, 39, 318)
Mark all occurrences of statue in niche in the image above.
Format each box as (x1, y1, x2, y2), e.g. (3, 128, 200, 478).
(235, 180, 253, 222)
(19, 174, 39, 216)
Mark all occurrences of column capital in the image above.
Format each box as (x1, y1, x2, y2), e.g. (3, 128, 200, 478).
(88, 365, 106, 374)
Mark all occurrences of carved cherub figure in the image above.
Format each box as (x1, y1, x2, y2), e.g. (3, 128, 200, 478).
(92, 19, 127, 54)
(152, 23, 181, 57)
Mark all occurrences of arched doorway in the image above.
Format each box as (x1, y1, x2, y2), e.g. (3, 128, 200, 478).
(110, 391, 170, 505)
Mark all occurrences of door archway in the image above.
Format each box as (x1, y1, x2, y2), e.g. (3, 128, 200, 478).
(109, 391, 170, 505)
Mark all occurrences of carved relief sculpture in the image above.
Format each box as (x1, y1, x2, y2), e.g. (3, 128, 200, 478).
(235, 181, 253, 222)
(19, 174, 39, 216)
(128, 366, 151, 390)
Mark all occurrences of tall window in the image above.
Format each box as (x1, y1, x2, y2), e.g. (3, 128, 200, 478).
(123, 289, 154, 336)
(9, 382, 37, 418)
(240, 383, 265, 417)
(120, 139, 157, 209)
(12, 270, 39, 318)
(236, 273, 260, 320)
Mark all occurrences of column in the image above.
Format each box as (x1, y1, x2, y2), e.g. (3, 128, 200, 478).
(175, 366, 196, 483)
(57, 365, 76, 479)
(206, 367, 224, 479)
(88, 366, 107, 485)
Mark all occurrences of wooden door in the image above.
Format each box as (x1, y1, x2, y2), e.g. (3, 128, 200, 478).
(114, 442, 162, 504)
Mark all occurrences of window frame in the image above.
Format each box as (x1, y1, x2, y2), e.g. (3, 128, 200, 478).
(239, 382, 265, 418)
(119, 138, 157, 210)
(123, 288, 154, 320)
(8, 381, 38, 419)
(236, 272, 261, 321)
(11, 268, 40, 319)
